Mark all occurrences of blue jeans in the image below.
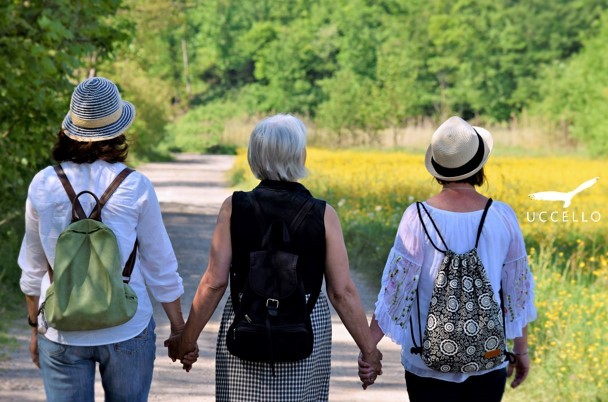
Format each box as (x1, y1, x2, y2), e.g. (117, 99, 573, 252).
(38, 318, 156, 402)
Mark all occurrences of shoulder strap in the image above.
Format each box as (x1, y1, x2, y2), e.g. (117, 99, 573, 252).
(474, 198, 493, 248)
(55, 165, 138, 283)
(416, 202, 448, 253)
(99, 168, 134, 208)
(248, 192, 267, 238)
(122, 239, 138, 284)
(288, 198, 315, 235)
(247, 192, 315, 238)
(54, 166, 135, 221)
(99, 168, 137, 283)
(54, 165, 86, 222)
(246, 192, 320, 314)
(409, 286, 423, 355)
(290, 197, 320, 316)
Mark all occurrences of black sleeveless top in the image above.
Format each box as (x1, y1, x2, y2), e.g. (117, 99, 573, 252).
(230, 180, 327, 296)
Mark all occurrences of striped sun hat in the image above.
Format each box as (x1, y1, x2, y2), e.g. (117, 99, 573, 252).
(62, 77, 136, 142)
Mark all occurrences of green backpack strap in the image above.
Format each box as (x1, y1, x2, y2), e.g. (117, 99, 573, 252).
(53, 165, 138, 283)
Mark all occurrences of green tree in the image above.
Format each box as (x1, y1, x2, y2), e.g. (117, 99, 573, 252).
(0, 0, 130, 220)
(533, 10, 608, 155)
(0, 0, 132, 316)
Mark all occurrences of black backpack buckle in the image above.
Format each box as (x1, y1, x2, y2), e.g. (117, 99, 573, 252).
(266, 298, 279, 317)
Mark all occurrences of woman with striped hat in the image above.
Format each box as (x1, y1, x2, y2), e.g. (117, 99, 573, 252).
(18, 77, 187, 402)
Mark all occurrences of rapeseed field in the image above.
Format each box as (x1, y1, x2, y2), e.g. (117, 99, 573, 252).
(232, 147, 607, 401)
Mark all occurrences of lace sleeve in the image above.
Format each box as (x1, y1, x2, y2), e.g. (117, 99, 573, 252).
(374, 205, 423, 346)
(374, 247, 422, 346)
(502, 256, 536, 339)
(498, 203, 537, 339)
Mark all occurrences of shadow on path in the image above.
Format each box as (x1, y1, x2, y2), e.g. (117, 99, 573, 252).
(0, 154, 407, 402)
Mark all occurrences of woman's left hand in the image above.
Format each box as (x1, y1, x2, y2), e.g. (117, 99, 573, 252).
(508, 353, 530, 388)
(29, 330, 39, 368)
(358, 352, 378, 389)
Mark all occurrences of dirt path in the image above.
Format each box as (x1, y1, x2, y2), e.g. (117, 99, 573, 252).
(0, 154, 406, 401)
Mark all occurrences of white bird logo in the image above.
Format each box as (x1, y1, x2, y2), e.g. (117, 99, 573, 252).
(528, 177, 600, 208)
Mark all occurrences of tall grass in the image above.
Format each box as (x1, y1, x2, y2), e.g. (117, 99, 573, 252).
(231, 147, 607, 401)
(502, 247, 608, 402)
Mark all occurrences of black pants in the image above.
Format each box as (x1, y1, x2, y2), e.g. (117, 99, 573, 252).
(405, 368, 507, 402)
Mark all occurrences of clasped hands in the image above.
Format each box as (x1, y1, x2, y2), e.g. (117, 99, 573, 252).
(164, 331, 384, 388)
(358, 348, 383, 390)
(164, 331, 199, 372)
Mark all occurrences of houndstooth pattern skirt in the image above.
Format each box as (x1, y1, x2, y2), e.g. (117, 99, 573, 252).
(215, 293, 332, 402)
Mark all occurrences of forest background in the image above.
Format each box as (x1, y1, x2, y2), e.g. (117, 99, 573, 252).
(1, 1, 607, 401)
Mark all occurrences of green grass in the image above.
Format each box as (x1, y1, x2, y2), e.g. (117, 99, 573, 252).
(230, 151, 608, 401)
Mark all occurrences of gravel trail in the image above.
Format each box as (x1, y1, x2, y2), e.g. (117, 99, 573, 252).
(0, 154, 406, 401)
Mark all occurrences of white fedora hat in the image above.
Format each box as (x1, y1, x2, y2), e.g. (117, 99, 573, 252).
(62, 77, 135, 142)
(425, 116, 493, 181)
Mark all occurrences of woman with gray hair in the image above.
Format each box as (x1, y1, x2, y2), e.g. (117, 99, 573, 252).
(165, 114, 382, 401)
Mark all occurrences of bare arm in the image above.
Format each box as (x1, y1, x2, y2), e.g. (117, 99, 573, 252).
(165, 196, 232, 366)
(324, 205, 382, 374)
(369, 314, 386, 345)
(357, 312, 387, 385)
(25, 295, 40, 368)
(508, 325, 530, 388)
(161, 298, 185, 335)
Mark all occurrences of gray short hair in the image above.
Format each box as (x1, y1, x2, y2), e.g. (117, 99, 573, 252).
(247, 114, 308, 181)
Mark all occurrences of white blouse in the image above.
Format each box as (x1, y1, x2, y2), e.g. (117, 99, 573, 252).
(18, 160, 183, 346)
(374, 200, 536, 383)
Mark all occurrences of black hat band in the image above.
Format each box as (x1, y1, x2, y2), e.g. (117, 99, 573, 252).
(431, 131, 485, 178)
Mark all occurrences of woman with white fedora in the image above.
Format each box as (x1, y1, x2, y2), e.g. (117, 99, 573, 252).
(18, 77, 186, 402)
(359, 116, 536, 401)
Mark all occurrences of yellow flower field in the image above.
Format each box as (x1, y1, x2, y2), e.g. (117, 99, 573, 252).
(232, 147, 608, 401)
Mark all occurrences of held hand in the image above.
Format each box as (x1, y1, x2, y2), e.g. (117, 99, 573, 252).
(358, 348, 383, 389)
(164, 334, 181, 362)
(29, 331, 40, 368)
(180, 344, 200, 372)
(507, 353, 530, 388)
(362, 348, 383, 376)
(165, 323, 184, 362)
(358, 353, 374, 389)
(164, 334, 198, 371)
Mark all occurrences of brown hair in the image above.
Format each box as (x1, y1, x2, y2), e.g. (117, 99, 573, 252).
(436, 168, 486, 187)
(52, 130, 129, 163)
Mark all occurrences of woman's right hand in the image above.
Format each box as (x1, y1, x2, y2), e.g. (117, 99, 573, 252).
(179, 346, 200, 372)
(358, 348, 383, 389)
(164, 334, 198, 371)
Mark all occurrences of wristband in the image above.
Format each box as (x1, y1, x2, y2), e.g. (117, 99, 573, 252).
(514, 351, 528, 356)
(27, 316, 38, 328)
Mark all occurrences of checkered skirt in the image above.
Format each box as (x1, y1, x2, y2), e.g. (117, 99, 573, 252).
(215, 293, 332, 401)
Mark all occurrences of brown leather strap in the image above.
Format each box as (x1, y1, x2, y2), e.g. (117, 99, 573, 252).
(90, 168, 134, 220)
(46, 261, 54, 283)
(123, 239, 138, 283)
(53, 166, 138, 283)
(53, 165, 87, 222)
(96, 167, 137, 282)
(99, 168, 134, 208)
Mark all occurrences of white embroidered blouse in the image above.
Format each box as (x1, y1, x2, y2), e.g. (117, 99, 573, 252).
(374, 200, 536, 383)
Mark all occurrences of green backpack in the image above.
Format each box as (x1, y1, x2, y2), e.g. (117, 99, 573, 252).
(39, 165, 138, 332)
